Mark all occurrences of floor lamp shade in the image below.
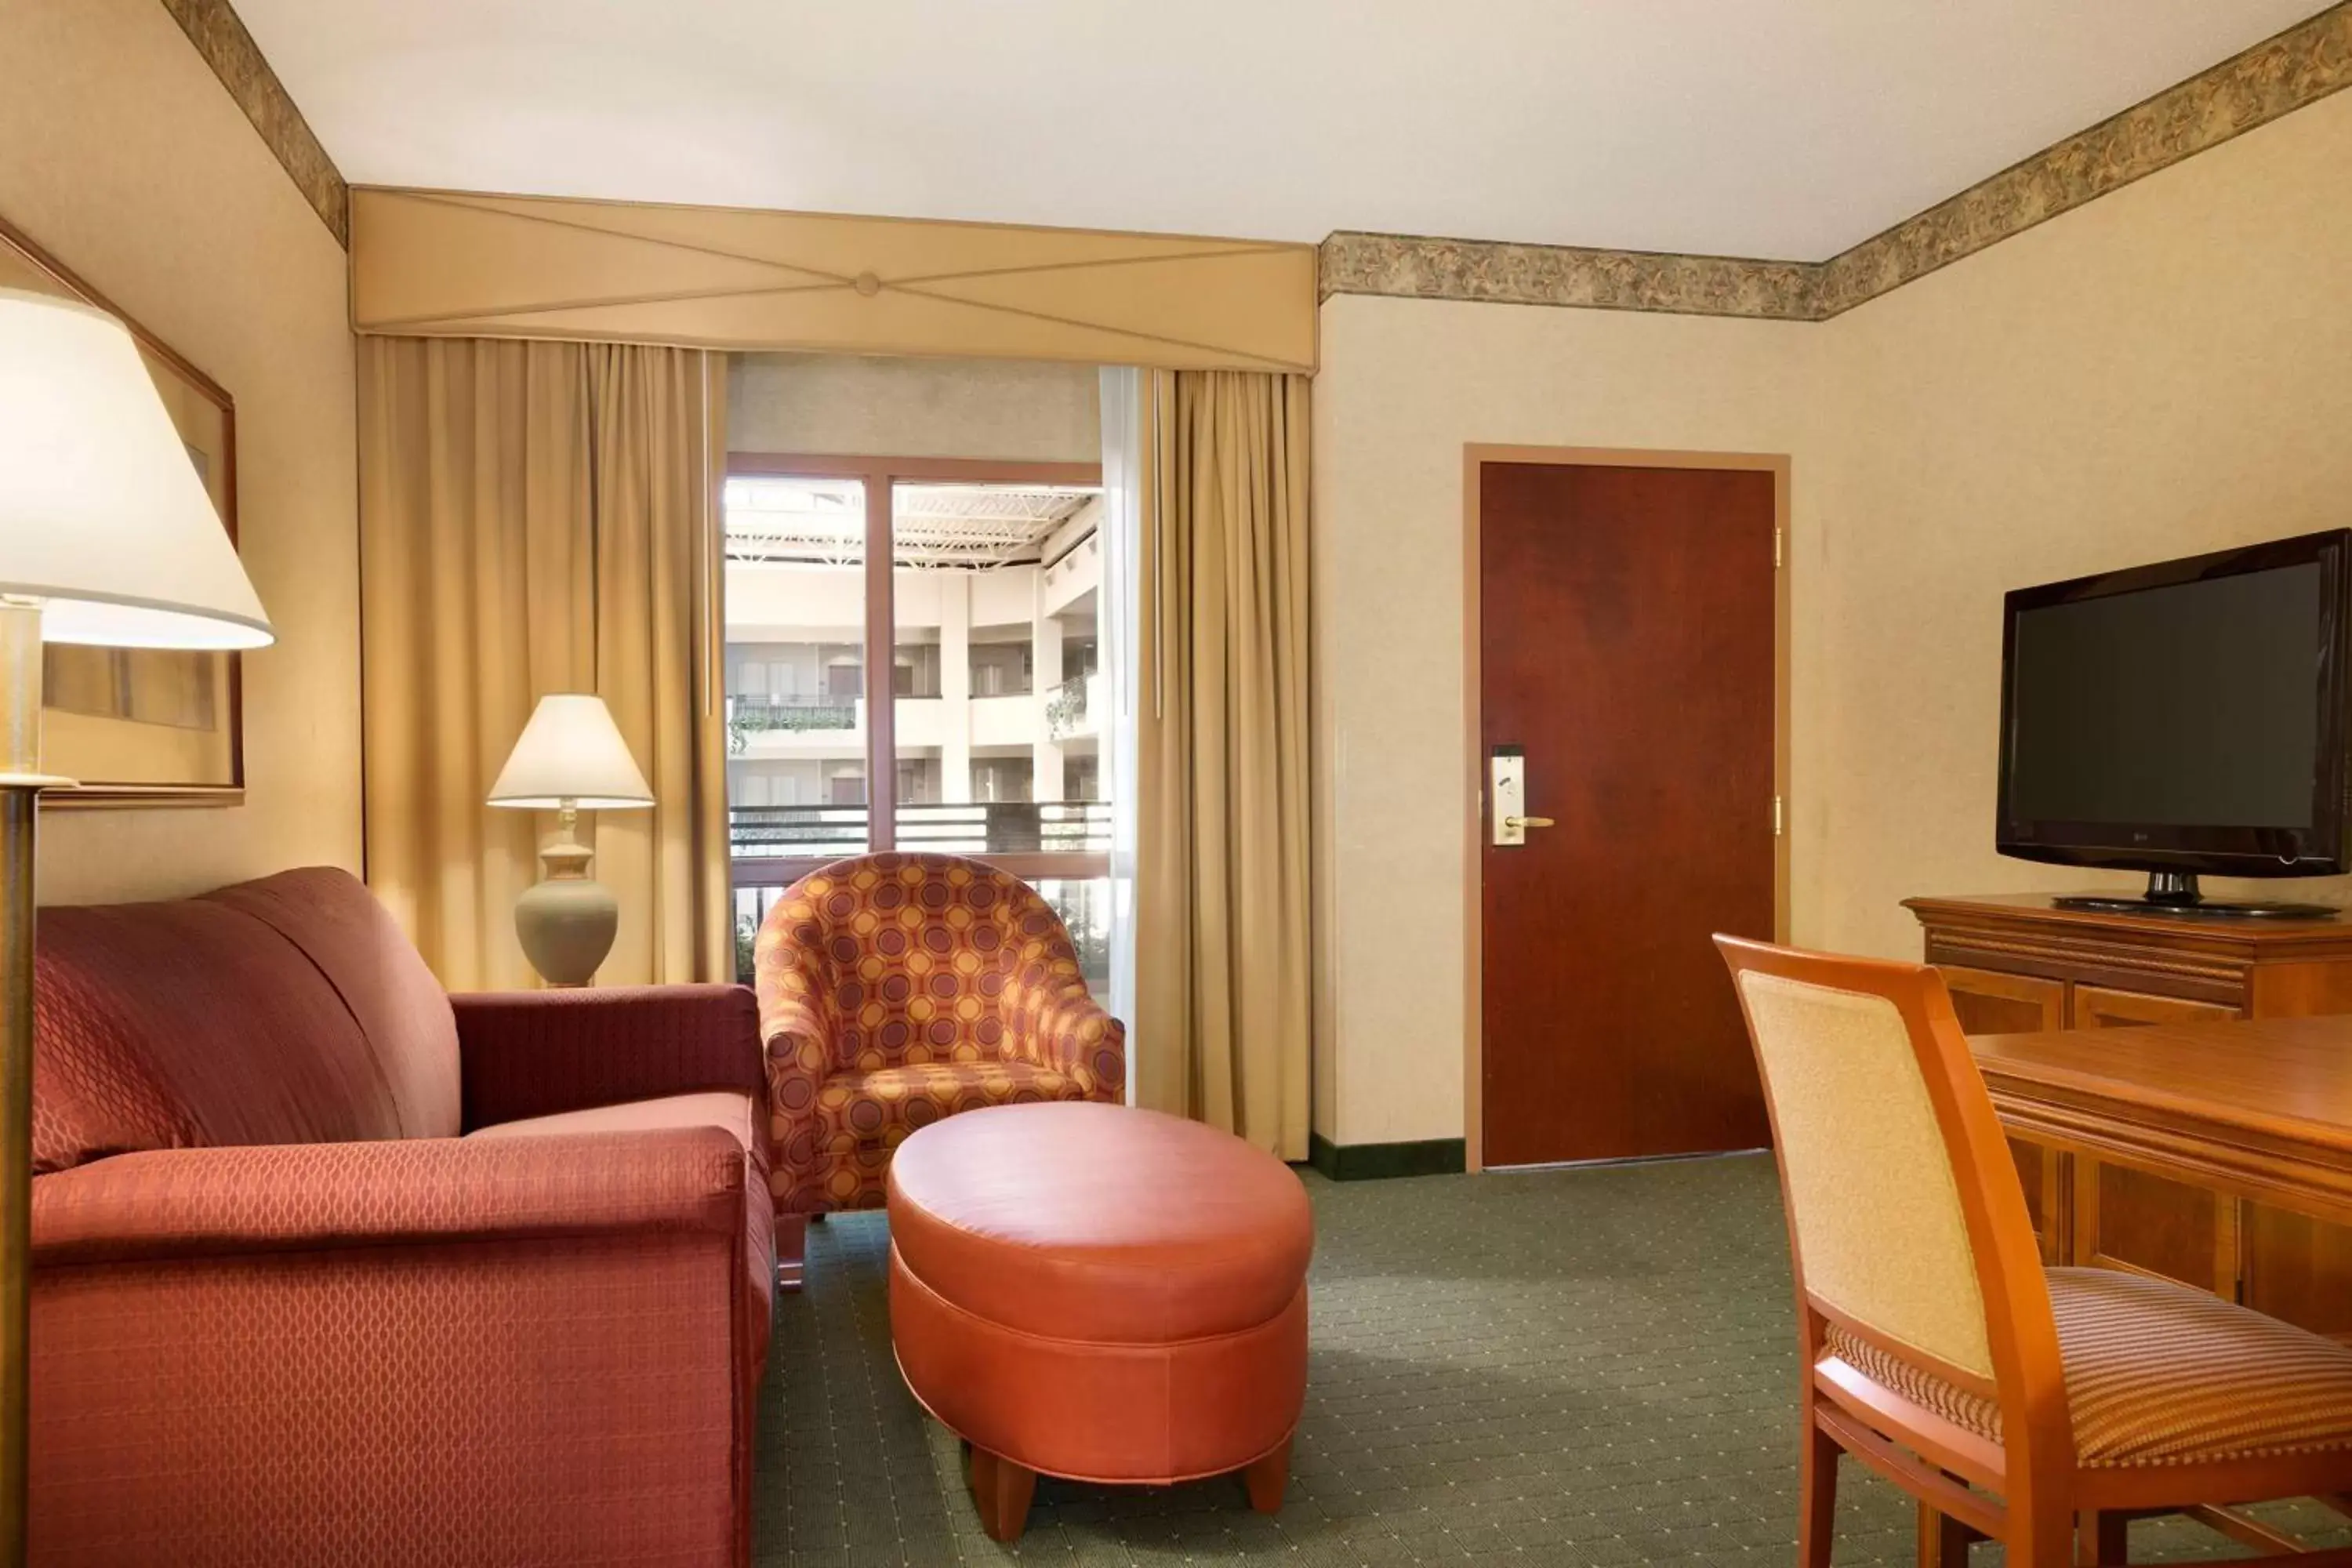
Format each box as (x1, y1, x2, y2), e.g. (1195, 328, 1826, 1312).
(0, 288, 273, 648)
(0, 287, 276, 1568)
(488, 695, 654, 986)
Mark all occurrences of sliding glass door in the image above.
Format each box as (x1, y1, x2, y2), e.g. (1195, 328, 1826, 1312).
(725, 456, 1112, 989)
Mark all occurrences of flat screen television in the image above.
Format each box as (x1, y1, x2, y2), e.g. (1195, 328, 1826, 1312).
(1996, 529, 2352, 918)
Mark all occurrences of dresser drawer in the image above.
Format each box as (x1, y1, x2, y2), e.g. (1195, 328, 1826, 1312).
(2073, 985, 2243, 1030)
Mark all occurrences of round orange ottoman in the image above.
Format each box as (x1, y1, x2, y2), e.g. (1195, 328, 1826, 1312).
(886, 1101, 1313, 1541)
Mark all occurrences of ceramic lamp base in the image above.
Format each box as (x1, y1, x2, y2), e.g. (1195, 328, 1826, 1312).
(515, 836, 616, 987)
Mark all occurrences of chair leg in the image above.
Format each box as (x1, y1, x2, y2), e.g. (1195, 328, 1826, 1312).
(775, 1212, 807, 1294)
(968, 1446, 1036, 1543)
(1242, 1436, 1292, 1515)
(1917, 1501, 1973, 1567)
(2075, 1510, 2128, 1565)
(2007, 1506, 2075, 1568)
(1798, 1424, 1838, 1568)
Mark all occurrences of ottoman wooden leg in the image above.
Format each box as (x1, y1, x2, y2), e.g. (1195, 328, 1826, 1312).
(969, 1446, 1036, 1543)
(1243, 1435, 1293, 1515)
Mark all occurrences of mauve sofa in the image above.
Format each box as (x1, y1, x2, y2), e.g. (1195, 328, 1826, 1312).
(27, 866, 772, 1566)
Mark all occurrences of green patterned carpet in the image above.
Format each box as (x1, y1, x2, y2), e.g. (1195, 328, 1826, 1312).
(755, 1153, 2340, 1565)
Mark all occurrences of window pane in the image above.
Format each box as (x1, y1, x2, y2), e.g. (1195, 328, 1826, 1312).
(891, 481, 1109, 861)
(1033, 877, 1112, 996)
(724, 474, 869, 967)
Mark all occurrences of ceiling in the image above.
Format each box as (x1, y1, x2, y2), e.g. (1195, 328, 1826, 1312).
(234, 0, 2332, 261)
(725, 478, 1098, 571)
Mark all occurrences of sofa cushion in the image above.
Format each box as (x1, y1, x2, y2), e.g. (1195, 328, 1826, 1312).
(33, 898, 401, 1173)
(469, 1091, 764, 1175)
(209, 869, 460, 1138)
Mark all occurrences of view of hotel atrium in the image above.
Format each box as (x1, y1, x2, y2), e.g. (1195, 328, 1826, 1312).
(724, 474, 1112, 986)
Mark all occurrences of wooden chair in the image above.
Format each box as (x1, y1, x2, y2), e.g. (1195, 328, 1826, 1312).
(1715, 935, 2352, 1566)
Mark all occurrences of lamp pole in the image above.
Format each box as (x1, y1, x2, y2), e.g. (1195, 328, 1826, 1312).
(0, 291, 278, 1564)
(0, 597, 64, 1568)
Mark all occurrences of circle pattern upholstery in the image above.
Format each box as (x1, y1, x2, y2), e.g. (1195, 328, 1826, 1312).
(754, 852, 1126, 1214)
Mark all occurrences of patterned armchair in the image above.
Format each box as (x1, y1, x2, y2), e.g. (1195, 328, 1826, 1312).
(754, 853, 1126, 1229)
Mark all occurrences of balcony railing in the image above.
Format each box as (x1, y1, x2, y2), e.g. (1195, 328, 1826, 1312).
(726, 694, 858, 753)
(729, 804, 874, 862)
(730, 811, 1115, 983)
(730, 800, 1111, 872)
(900, 800, 1110, 856)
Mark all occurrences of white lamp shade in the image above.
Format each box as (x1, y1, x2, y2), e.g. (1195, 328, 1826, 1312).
(0, 288, 273, 649)
(488, 694, 655, 809)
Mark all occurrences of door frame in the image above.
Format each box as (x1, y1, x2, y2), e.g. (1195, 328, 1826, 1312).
(1461, 445, 1793, 1173)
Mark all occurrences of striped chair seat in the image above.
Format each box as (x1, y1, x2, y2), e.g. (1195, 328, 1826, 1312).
(1828, 1266, 2352, 1468)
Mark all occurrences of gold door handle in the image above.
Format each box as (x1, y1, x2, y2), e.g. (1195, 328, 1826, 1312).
(1504, 815, 1555, 829)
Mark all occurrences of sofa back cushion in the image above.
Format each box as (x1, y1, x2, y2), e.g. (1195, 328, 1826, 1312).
(32, 869, 460, 1174)
(208, 869, 462, 1139)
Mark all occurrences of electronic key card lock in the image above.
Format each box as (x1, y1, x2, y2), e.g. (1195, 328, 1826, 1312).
(1489, 745, 1555, 848)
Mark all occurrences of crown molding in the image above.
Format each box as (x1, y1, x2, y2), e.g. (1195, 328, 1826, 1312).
(158, 0, 348, 246)
(1323, 1, 2352, 324)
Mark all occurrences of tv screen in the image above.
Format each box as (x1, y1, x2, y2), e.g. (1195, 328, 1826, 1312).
(1997, 530, 2352, 880)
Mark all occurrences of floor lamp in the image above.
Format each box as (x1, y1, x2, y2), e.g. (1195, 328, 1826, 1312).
(0, 289, 275, 1564)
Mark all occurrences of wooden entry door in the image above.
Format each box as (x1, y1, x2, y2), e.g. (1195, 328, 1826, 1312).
(1478, 459, 1779, 1167)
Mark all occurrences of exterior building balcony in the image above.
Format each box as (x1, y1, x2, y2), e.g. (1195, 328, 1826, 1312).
(728, 693, 864, 757)
(1045, 673, 1104, 741)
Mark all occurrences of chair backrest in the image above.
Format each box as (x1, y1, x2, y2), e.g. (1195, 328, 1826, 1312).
(755, 851, 1081, 1073)
(1714, 937, 2063, 1432)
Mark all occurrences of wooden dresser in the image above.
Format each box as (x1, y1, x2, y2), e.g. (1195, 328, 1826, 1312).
(1907, 893, 2352, 1337)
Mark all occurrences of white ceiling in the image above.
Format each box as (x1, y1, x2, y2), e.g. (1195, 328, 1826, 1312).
(234, 0, 2332, 260)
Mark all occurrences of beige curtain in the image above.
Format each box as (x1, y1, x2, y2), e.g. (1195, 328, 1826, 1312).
(358, 337, 731, 990)
(1135, 369, 1313, 1159)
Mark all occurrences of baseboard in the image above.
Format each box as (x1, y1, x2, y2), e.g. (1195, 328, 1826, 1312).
(1306, 1133, 1468, 1181)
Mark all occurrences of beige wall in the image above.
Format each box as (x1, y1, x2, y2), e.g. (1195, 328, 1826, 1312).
(1312, 87, 2352, 1149)
(731, 353, 1099, 462)
(1812, 88, 2352, 960)
(1312, 298, 1824, 1145)
(2, 0, 361, 904)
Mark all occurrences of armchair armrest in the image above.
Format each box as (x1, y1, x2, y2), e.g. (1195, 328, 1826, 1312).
(31, 1128, 746, 1266)
(756, 958, 837, 1136)
(1004, 987, 1127, 1100)
(454, 983, 762, 1131)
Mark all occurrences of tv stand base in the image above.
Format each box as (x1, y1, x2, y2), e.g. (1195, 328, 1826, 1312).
(2050, 870, 2338, 921)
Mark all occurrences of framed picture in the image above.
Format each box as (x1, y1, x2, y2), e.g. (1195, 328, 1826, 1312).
(1, 212, 243, 806)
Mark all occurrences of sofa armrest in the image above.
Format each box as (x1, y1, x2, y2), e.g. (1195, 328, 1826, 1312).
(28, 1131, 759, 1563)
(31, 1128, 745, 1266)
(453, 983, 763, 1131)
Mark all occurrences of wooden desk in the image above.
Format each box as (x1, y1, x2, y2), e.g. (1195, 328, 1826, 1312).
(1973, 1014, 2352, 1336)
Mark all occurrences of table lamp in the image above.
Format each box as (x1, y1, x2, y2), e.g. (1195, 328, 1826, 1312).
(0, 287, 274, 1564)
(488, 693, 654, 986)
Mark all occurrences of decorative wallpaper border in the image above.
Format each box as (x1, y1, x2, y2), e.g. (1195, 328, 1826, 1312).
(1813, 1, 2352, 317)
(1323, 1, 2352, 323)
(1317, 234, 1814, 321)
(159, 0, 348, 246)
